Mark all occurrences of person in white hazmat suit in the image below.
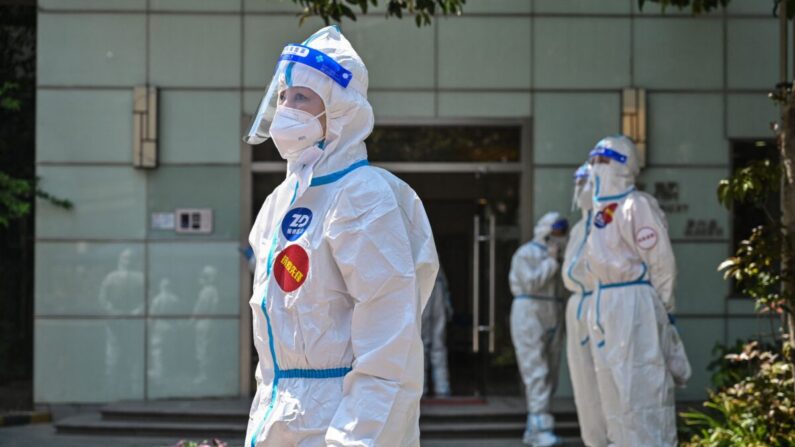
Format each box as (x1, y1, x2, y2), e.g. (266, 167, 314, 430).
(562, 164, 610, 447)
(509, 212, 569, 447)
(242, 26, 439, 447)
(421, 267, 453, 396)
(584, 135, 690, 446)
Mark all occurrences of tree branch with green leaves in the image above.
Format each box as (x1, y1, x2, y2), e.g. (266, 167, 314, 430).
(0, 82, 71, 229)
(291, 0, 465, 26)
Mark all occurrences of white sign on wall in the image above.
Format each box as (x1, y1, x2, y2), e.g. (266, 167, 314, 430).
(150, 212, 175, 230)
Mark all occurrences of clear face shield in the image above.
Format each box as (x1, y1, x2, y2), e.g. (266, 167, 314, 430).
(588, 139, 635, 198)
(572, 164, 591, 211)
(243, 44, 353, 145)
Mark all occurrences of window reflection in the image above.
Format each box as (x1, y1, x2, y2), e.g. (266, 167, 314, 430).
(194, 266, 220, 387)
(98, 248, 144, 315)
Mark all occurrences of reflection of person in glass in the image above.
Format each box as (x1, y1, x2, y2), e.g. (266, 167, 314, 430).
(98, 248, 144, 315)
(421, 267, 452, 397)
(194, 266, 219, 386)
(98, 248, 143, 395)
(150, 278, 179, 383)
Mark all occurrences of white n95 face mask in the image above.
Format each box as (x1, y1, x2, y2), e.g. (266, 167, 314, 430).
(270, 106, 326, 161)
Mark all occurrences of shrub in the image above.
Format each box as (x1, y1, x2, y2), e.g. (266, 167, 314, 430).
(681, 341, 795, 447)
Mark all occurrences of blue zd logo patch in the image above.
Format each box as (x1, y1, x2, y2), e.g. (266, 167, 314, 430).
(282, 208, 313, 241)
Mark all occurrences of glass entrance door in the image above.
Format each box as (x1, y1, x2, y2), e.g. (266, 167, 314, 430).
(395, 172, 522, 398)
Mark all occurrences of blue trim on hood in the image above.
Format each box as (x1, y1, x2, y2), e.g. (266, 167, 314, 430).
(310, 159, 369, 187)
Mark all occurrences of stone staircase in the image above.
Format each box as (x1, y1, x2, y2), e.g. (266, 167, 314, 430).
(55, 397, 583, 444)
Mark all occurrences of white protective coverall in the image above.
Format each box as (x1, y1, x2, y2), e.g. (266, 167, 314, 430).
(509, 212, 567, 446)
(562, 164, 610, 447)
(584, 136, 690, 447)
(421, 267, 452, 396)
(244, 26, 439, 447)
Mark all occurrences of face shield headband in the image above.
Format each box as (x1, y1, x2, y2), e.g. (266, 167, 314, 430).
(588, 145, 628, 164)
(243, 44, 353, 145)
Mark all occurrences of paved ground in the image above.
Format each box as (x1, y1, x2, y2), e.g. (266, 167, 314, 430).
(0, 424, 584, 447)
(0, 424, 189, 447)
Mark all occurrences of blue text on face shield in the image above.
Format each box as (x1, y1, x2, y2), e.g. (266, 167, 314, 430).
(588, 146, 627, 164)
(279, 44, 352, 88)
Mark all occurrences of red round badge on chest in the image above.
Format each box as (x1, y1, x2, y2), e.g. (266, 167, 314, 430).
(272, 245, 309, 292)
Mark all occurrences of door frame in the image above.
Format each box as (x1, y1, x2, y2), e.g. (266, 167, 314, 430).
(239, 117, 533, 397)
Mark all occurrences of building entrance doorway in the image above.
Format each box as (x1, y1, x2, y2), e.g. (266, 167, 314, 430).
(400, 171, 522, 398)
(247, 121, 531, 399)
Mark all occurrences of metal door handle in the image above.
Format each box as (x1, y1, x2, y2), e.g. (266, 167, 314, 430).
(488, 212, 496, 353)
(472, 215, 480, 353)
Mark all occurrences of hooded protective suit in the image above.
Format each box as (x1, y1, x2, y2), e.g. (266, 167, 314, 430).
(244, 27, 439, 447)
(562, 164, 609, 447)
(421, 267, 452, 396)
(509, 212, 567, 446)
(584, 136, 689, 447)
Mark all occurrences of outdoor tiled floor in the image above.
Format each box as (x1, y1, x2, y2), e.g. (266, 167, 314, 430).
(0, 424, 585, 447)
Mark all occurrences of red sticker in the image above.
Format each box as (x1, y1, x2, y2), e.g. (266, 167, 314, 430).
(272, 245, 309, 292)
(594, 203, 619, 229)
(636, 226, 658, 250)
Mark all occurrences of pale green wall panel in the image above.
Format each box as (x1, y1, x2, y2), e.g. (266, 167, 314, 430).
(727, 0, 777, 15)
(727, 93, 779, 139)
(151, 0, 241, 11)
(634, 18, 723, 89)
(147, 318, 239, 399)
(39, 0, 146, 10)
(36, 166, 147, 239)
(243, 89, 263, 116)
(147, 242, 240, 316)
(535, 0, 629, 14)
(34, 319, 145, 403)
(242, 15, 328, 88)
(727, 298, 756, 316)
(532, 168, 576, 226)
(438, 17, 531, 89)
(246, 0, 528, 14)
(37, 89, 133, 163)
(676, 318, 724, 399)
(438, 92, 531, 118)
(671, 243, 730, 315)
(146, 166, 241, 240)
(647, 93, 726, 166)
(369, 92, 435, 119)
(632, 1, 691, 15)
(534, 18, 630, 88)
(727, 316, 777, 343)
(343, 17, 435, 89)
(36, 242, 145, 317)
(637, 167, 730, 241)
(728, 19, 782, 90)
(244, 0, 306, 12)
(149, 15, 241, 87)
(534, 92, 620, 165)
(464, 0, 532, 13)
(160, 91, 241, 164)
(38, 13, 146, 86)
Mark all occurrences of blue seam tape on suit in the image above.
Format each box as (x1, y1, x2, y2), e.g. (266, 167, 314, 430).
(251, 164, 363, 446)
